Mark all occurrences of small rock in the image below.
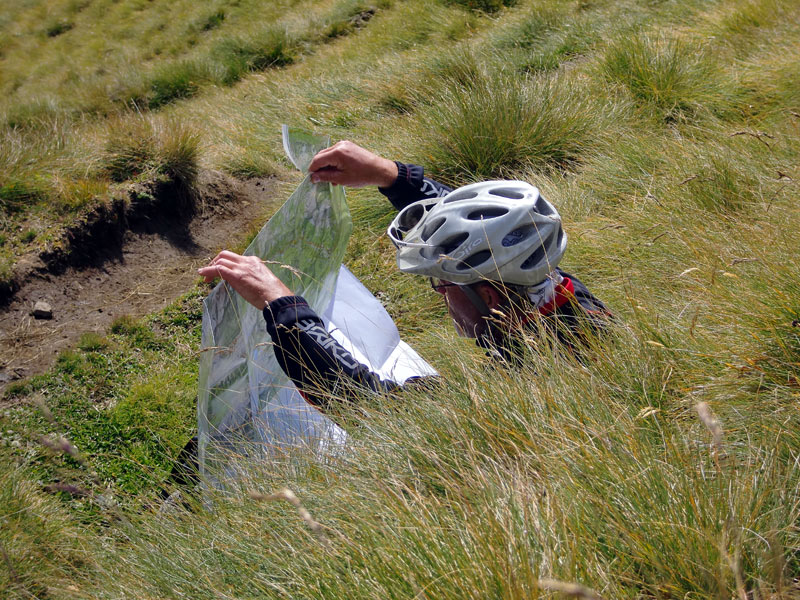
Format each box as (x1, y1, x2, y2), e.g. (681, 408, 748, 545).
(96, 492, 118, 509)
(32, 301, 53, 320)
(158, 490, 184, 517)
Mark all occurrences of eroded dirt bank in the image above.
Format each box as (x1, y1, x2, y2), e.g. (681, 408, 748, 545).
(0, 171, 279, 389)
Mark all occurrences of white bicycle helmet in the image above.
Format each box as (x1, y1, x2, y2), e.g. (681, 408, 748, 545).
(387, 180, 566, 286)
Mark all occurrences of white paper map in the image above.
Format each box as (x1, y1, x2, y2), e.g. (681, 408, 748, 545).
(197, 126, 436, 477)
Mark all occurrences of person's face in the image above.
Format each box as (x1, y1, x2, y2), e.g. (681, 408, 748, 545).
(432, 281, 489, 338)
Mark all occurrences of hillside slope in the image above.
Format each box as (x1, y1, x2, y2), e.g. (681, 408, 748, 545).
(1, 0, 799, 598)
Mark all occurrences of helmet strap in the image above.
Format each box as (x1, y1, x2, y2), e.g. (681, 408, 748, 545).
(458, 283, 510, 351)
(463, 283, 529, 361)
(457, 284, 491, 317)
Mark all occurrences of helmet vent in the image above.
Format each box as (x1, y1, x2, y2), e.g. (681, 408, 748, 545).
(467, 207, 508, 220)
(502, 225, 532, 247)
(443, 190, 478, 203)
(520, 245, 546, 271)
(457, 250, 492, 271)
(421, 217, 446, 242)
(438, 233, 468, 255)
(534, 196, 554, 216)
(397, 202, 428, 232)
(489, 187, 525, 200)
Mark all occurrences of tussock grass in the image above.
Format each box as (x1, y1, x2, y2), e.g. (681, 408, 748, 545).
(222, 148, 282, 179)
(577, 132, 670, 209)
(0, 113, 87, 226)
(375, 50, 486, 116)
(144, 26, 300, 109)
(315, 0, 380, 39)
(735, 37, 800, 123)
(2, 97, 66, 130)
(449, 0, 516, 14)
(148, 60, 209, 109)
(103, 114, 201, 190)
(44, 18, 74, 38)
(0, 0, 382, 125)
(707, 0, 797, 56)
(0, 257, 13, 296)
(188, 8, 226, 34)
(416, 67, 601, 182)
(0, 178, 46, 215)
(678, 151, 763, 212)
(516, 25, 598, 74)
(492, 2, 567, 48)
(0, 0, 394, 271)
(600, 32, 728, 122)
(210, 26, 298, 86)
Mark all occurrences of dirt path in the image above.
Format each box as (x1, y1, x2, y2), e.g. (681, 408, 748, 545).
(0, 172, 280, 389)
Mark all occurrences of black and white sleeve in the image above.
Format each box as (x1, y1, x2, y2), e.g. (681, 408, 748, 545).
(378, 162, 452, 211)
(263, 296, 399, 412)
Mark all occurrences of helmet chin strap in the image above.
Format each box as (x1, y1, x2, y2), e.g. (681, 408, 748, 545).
(459, 283, 517, 358)
(457, 284, 491, 317)
(455, 284, 493, 340)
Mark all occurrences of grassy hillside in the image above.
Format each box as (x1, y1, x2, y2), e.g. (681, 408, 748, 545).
(2, 0, 800, 598)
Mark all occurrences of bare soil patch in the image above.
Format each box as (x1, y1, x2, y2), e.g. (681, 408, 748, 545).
(0, 171, 279, 390)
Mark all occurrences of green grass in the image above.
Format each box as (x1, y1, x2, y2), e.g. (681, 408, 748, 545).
(0, 179, 45, 214)
(600, 32, 729, 122)
(102, 114, 200, 190)
(41, 328, 799, 597)
(77, 332, 109, 352)
(147, 60, 208, 109)
(680, 152, 763, 212)
(0, 462, 97, 598)
(189, 8, 226, 34)
(416, 66, 601, 183)
(449, 0, 517, 14)
(0, 0, 392, 271)
(44, 18, 74, 38)
(209, 26, 298, 86)
(1, 0, 800, 597)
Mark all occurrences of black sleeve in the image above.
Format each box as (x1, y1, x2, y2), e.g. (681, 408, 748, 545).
(556, 269, 611, 317)
(548, 269, 613, 350)
(263, 295, 400, 412)
(378, 162, 453, 211)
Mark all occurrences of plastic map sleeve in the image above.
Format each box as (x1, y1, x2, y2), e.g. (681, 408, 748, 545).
(197, 126, 437, 480)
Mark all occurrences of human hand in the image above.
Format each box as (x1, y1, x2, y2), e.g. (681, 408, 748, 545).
(198, 250, 293, 308)
(308, 140, 398, 188)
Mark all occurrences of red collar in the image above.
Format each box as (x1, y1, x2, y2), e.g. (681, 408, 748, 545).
(538, 277, 575, 316)
(516, 277, 575, 329)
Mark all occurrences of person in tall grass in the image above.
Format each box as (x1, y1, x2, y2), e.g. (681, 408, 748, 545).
(199, 141, 609, 408)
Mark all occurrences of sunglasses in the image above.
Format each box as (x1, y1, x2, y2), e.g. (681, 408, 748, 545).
(430, 278, 457, 294)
